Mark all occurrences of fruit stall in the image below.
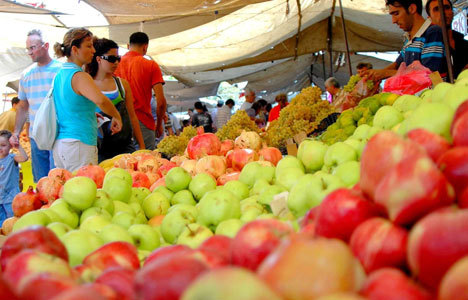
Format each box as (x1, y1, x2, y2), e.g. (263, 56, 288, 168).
(1, 69, 468, 300)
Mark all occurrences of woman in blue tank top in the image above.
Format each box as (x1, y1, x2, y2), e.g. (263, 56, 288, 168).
(85, 38, 145, 162)
(51, 28, 122, 172)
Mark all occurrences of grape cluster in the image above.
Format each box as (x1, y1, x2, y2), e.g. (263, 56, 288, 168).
(157, 135, 188, 158)
(343, 75, 375, 93)
(216, 110, 260, 141)
(265, 87, 336, 148)
(180, 126, 197, 140)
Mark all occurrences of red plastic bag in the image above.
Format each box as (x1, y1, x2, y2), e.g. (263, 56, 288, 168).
(383, 61, 432, 95)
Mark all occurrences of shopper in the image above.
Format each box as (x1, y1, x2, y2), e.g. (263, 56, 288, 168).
(192, 102, 213, 133)
(240, 88, 256, 110)
(115, 32, 167, 150)
(268, 94, 288, 122)
(10, 29, 62, 182)
(216, 99, 235, 130)
(0, 97, 20, 132)
(0, 130, 28, 226)
(356, 63, 373, 77)
(86, 38, 145, 161)
(52, 28, 122, 172)
(325, 77, 343, 103)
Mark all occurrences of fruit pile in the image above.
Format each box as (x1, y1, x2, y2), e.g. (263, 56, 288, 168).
(215, 109, 260, 141)
(265, 86, 336, 148)
(156, 125, 198, 158)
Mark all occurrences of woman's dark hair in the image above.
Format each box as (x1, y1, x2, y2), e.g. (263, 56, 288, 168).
(251, 101, 262, 113)
(257, 99, 268, 108)
(194, 101, 203, 110)
(86, 38, 119, 78)
(54, 27, 93, 58)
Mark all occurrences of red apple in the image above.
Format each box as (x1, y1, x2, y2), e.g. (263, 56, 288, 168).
(48, 168, 73, 183)
(360, 131, 426, 201)
(258, 237, 366, 299)
(231, 219, 294, 271)
(16, 273, 77, 300)
(12, 186, 42, 217)
(131, 171, 151, 188)
(1, 226, 68, 271)
(197, 235, 232, 267)
(82, 241, 140, 273)
(459, 187, 468, 208)
(95, 267, 136, 300)
(134, 253, 209, 300)
(51, 283, 117, 300)
(143, 244, 193, 267)
(258, 147, 282, 166)
(361, 268, 433, 300)
(76, 165, 106, 188)
(3, 250, 74, 293)
(451, 99, 468, 131)
(36, 177, 63, 203)
(374, 156, 455, 226)
(316, 293, 366, 300)
(406, 128, 451, 163)
(220, 139, 234, 156)
(216, 172, 240, 186)
(407, 208, 468, 290)
(437, 147, 468, 195)
(300, 206, 320, 228)
(438, 255, 468, 300)
(452, 112, 468, 147)
(315, 188, 381, 242)
(350, 217, 408, 273)
(0, 276, 18, 300)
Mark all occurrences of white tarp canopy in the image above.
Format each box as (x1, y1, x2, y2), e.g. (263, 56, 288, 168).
(0, 0, 404, 107)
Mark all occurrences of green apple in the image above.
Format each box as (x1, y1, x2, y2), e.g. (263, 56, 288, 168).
(256, 213, 276, 220)
(134, 211, 148, 224)
(142, 192, 170, 219)
(128, 224, 160, 251)
(323, 142, 357, 171)
(80, 207, 112, 224)
(420, 89, 433, 102)
(445, 84, 468, 110)
(249, 179, 271, 196)
(258, 165, 276, 183)
(275, 168, 304, 191)
(311, 171, 345, 201)
(129, 202, 144, 215)
(351, 124, 372, 140)
(112, 212, 137, 229)
(152, 186, 174, 201)
(167, 203, 199, 216)
(403, 102, 455, 141)
(457, 69, 468, 81)
(104, 168, 132, 186)
(113, 200, 135, 216)
(258, 185, 287, 206)
(275, 156, 305, 178)
(161, 208, 198, 244)
(99, 223, 133, 244)
(343, 138, 365, 160)
(62, 229, 103, 266)
(392, 95, 421, 113)
(288, 174, 322, 218)
(47, 222, 72, 239)
(103, 176, 132, 203)
(240, 196, 262, 211)
(62, 176, 97, 211)
(49, 199, 79, 229)
(165, 167, 192, 193)
(129, 187, 151, 205)
(138, 250, 151, 266)
(177, 223, 213, 249)
(80, 215, 111, 235)
(431, 82, 453, 102)
(171, 190, 196, 206)
(455, 77, 468, 86)
(189, 173, 217, 200)
(240, 208, 264, 223)
(373, 106, 404, 130)
(215, 219, 244, 238)
(197, 189, 241, 230)
(12, 210, 51, 232)
(367, 126, 383, 139)
(239, 162, 261, 188)
(297, 140, 328, 173)
(332, 160, 360, 187)
(41, 209, 62, 223)
(93, 189, 114, 215)
(223, 180, 249, 200)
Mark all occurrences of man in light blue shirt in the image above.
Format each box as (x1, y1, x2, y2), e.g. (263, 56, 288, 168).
(10, 29, 62, 182)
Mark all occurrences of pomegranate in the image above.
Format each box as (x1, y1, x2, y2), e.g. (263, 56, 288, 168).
(131, 171, 151, 188)
(76, 165, 106, 188)
(36, 177, 62, 203)
(217, 172, 241, 186)
(187, 133, 222, 159)
(157, 161, 177, 177)
(114, 154, 138, 170)
(137, 154, 160, 173)
(180, 160, 197, 176)
(234, 131, 262, 151)
(227, 149, 258, 171)
(12, 187, 42, 217)
(220, 140, 235, 156)
(48, 168, 73, 184)
(195, 155, 227, 178)
(259, 147, 283, 166)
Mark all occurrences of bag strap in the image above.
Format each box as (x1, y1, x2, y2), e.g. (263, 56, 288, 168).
(113, 76, 125, 99)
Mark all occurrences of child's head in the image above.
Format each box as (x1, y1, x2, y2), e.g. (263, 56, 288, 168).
(0, 130, 13, 158)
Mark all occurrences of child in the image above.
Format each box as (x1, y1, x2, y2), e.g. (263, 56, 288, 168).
(0, 130, 28, 225)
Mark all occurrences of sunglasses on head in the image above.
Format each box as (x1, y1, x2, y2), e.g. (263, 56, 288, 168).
(100, 55, 121, 63)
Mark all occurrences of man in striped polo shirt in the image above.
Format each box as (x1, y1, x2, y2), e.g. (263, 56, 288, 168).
(364, 0, 447, 81)
(10, 29, 62, 182)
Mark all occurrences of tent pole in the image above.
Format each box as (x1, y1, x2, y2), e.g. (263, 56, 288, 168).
(322, 52, 326, 82)
(327, 17, 333, 77)
(437, 0, 454, 83)
(338, 0, 353, 77)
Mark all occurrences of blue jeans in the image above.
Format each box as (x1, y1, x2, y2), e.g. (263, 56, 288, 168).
(0, 202, 13, 227)
(30, 138, 55, 183)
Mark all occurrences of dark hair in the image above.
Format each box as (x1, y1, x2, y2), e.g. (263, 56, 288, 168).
(0, 130, 12, 140)
(251, 101, 262, 112)
(11, 97, 20, 105)
(182, 119, 190, 126)
(386, 0, 423, 15)
(225, 99, 235, 106)
(266, 103, 272, 112)
(86, 38, 119, 78)
(325, 77, 340, 88)
(129, 32, 149, 45)
(54, 27, 93, 58)
(356, 62, 373, 70)
(217, 101, 223, 107)
(194, 101, 203, 110)
(425, 0, 452, 16)
(275, 93, 287, 103)
(257, 99, 268, 108)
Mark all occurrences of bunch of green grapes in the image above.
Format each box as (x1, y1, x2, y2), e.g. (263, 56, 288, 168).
(366, 79, 375, 91)
(216, 110, 260, 141)
(180, 125, 197, 140)
(343, 75, 362, 92)
(157, 135, 188, 157)
(290, 86, 323, 106)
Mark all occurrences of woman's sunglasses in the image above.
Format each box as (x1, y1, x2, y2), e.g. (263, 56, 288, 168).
(100, 55, 121, 63)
